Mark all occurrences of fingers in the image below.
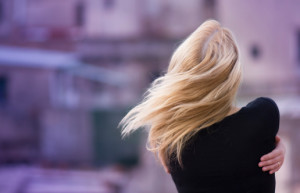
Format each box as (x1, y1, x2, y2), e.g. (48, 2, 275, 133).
(262, 161, 281, 174)
(269, 167, 280, 174)
(259, 149, 285, 174)
(259, 154, 283, 167)
(261, 160, 281, 171)
(275, 135, 281, 144)
(259, 135, 286, 174)
(260, 149, 281, 162)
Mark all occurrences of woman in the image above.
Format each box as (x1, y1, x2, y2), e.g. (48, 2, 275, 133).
(119, 20, 285, 192)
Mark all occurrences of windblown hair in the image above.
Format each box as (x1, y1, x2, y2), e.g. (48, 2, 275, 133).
(119, 20, 242, 167)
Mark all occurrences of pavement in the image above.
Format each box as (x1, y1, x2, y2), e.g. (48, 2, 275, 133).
(0, 166, 128, 193)
(0, 140, 297, 193)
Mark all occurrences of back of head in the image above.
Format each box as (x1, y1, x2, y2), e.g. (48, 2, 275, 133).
(120, 19, 242, 166)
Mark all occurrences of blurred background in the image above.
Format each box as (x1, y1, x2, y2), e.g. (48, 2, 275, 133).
(0, 0, 299, 192)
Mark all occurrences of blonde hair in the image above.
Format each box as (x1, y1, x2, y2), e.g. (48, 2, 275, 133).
(119, 20, 242, 167)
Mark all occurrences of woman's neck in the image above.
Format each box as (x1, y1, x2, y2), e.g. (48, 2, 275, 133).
(227, 106, 240, 116)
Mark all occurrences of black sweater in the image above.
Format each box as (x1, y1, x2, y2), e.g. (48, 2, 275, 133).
(169, 97, 280, 193)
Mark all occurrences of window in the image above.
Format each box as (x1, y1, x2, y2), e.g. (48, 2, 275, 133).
(0, 76, 8, 105)
(204, 0, 216, 8)
(202, 0, 217, 20)
(149, 70, 161, 82)
(75, 2, 85, 27)
(0, 1, 4, 24)
(297, 30, 300, 64)
(103, 0, 114, 9)
(250, 44, 261, 59)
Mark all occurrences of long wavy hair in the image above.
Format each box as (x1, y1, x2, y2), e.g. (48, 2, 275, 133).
(119, 20, 242, 167)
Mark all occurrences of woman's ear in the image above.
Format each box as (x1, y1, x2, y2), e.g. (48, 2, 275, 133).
(158, 152, 170, 174)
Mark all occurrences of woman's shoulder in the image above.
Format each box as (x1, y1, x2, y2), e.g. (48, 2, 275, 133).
(245, 97, 279, 117)
(244, 97, 280, 136)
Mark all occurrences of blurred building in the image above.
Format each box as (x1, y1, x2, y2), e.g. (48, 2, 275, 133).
(0, 0, 83, 42)
(0, 46, 89, 164)
(218, 0, 300, 95)
(0, 45, 141, 166)
(217, 0, 300, 192)
(1, 0, 299, 192)
(84, 0, 214, 39)
(0, 0, 217, 171)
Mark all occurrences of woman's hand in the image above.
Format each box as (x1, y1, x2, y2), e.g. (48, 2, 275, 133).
(258, 135, 286, 174)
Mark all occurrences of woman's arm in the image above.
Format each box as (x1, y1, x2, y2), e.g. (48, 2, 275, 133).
(258, 135, 286, 174)
(160, 135, 286, 175)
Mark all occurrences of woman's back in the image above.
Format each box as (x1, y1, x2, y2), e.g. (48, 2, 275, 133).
(119, 20, 282, 193)
(169, 97, 280, 193)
